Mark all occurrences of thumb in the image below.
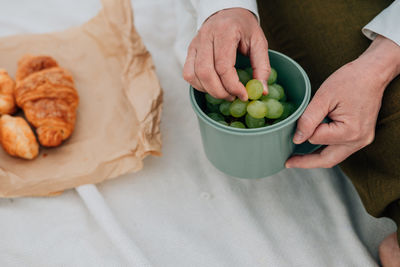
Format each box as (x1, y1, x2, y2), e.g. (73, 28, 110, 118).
(249, 33, 270, 93)
(293, 94, 329, 144)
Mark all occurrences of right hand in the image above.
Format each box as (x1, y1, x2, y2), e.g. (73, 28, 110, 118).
(379, 232, 400, 267)
(183, 8, 270, 101)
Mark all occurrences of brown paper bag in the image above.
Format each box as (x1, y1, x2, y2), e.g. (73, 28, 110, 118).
(0, 0, 163, 197)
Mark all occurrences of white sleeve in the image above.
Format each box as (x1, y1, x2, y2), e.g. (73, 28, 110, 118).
(191, 0, 259, 30)
(362, 0, 400, 46)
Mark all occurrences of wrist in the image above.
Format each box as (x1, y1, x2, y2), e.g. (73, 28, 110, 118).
(359, 35, 400, 86)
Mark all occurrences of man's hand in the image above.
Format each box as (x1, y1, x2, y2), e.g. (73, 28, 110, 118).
(286, 35, 400, 168)
(183, 8, 270, 101)
(379, 233, 400, 267)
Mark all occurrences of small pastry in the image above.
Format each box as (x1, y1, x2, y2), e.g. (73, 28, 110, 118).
(0, 69, 16, 115)
(0, 114, 39, 160)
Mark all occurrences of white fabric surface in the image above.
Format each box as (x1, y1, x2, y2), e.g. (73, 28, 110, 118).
(0, 1, 396, 266)
(363, 0, 400, 46)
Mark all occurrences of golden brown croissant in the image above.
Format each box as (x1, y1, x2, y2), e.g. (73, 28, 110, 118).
(0, 69, 16, 115)
(16, 55, 58, 82)
(0, 114, 39, 160)
(15, 55, 79, 147)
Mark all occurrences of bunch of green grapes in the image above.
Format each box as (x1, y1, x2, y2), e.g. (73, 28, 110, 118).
(204, 67, 296, 129)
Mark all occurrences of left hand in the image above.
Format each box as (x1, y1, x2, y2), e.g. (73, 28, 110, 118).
(286, 35, 400, 168)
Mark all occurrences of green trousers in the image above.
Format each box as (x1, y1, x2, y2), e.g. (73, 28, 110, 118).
(257, 0, 400, 243)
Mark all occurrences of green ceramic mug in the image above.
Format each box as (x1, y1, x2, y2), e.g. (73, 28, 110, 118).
(190, 50, 320, 178)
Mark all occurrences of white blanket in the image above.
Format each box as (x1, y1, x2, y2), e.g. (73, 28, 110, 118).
(0, 0, 396, 266)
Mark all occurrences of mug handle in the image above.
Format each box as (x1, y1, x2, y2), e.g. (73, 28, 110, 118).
(292, 117, 331, 155)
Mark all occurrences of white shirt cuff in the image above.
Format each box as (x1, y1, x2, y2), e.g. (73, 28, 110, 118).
(195, 0, 259, 30)
(362, 0, 400, 46)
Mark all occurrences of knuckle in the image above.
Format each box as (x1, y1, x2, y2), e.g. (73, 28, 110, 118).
(197, 27, 209, 38)
(216, 19, 237, 32)
(308, 137, 317, 145)
(252, 34, 269, 53)
(215, 61, 230, 77)
(363, 132, 375, 146)
(255, 35, 269, 50)
(195, 65, 211, 80)
(226, 88, 244, 99)
(188, 39, 197, 50)
(226, 87, 242, 96)
(213, 23, 241, 42)
(183, 71, 195, 84)
(264, 36, 269, 47)
(211, 90, 228, 99)
(254, 64, 270, 76)
(265, 65, 271, 73)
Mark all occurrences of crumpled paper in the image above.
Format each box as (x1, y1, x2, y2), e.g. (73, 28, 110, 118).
(0, 0, 163, 197)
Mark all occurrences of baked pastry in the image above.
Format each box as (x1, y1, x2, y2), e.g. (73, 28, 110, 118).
(0, 114, 39, 160)
(0, 69, 16, 115)
(15, 55, 79, 147)
(16, 55, 58, 82)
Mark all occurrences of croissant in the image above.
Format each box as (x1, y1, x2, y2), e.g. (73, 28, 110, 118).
(0, 69, 16, 115)
(0, 115, 39, 160)
(15, 55, 79, 147)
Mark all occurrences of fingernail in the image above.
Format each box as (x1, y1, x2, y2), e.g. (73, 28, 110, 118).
(285, 162, 292, 168)
(261, 80, 268, 93)
(293, 130, 303, 144)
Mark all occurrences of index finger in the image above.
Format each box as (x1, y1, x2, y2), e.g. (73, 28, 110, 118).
(293, 92, 330, 144)
(213, 33, 248, 101)
(249, 31, 270, 94)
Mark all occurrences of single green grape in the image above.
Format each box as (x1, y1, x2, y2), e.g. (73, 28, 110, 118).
(245, 79, 263, 100)
(261, 84, 285, 100)
(273, 84, 285, 100)
(230, 121, 246, 128)
(246, 100, 267, 119)
(219, 101, 232, 116)
(280, 102, 296, 120)
(237, 69, 251, 86)
(205, 93, 224, 105)
(218, 120, 229, 126)
(245, 113, 265, 128)
(267, 68, 277, 85)
(262, 98, 284, 119)
(245, 67, 253, 78)
(208, 112, 225, 122)
(206, 101, 220, 113)
(229, 99, 248, 118)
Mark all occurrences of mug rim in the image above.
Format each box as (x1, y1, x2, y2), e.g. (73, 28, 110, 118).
(189, 50, 311, 136)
